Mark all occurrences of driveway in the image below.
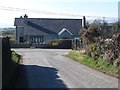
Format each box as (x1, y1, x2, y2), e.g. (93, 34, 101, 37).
(12, 49, 118, 88)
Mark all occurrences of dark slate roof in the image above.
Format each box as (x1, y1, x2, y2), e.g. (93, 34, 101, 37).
(14, 18, 82, 35)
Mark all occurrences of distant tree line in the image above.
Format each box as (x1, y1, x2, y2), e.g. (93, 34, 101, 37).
(1, 28, 16, 41)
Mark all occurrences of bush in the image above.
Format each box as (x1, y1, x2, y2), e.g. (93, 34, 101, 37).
(12, 51, 21, 63)
(103, 33, 120, 65)
(81, 29, 120, 67)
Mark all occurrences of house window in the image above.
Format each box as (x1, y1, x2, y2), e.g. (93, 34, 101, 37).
(19, 37, 24, 43)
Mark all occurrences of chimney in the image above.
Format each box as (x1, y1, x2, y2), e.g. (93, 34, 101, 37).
(20, 16, 23, 18)
(24, 14, 28, 24)
(82, 16, 86, 28)
(24, 14, 28, 18)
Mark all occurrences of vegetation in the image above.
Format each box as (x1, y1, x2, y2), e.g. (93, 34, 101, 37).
(12, 51, 21, 63)
(112, 22, 120, 34)
(79, 20, 120, 66)
(66, 50, 120, 77)
(69, 20, 120, 78)
(1, 28, 16, 42)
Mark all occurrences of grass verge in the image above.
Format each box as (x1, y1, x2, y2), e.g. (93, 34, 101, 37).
(66, 50, 120, 78)
(12, 51, 21, 63)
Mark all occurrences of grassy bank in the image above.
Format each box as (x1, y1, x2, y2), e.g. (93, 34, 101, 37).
(12, 51, 21, 63)
(66, 50, 120, 78)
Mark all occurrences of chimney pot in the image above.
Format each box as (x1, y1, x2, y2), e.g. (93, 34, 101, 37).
(82, 16, 86, 29)
(24, 14, 28, 18)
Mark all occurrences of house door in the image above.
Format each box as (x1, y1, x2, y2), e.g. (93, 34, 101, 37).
(19, 37, 24, 43)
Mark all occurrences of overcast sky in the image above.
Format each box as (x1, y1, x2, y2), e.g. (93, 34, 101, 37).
(0, 0, 119, 28)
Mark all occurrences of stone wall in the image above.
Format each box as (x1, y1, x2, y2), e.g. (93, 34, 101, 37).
(11, 39, 72, 49)
(2, 37, 19, 88)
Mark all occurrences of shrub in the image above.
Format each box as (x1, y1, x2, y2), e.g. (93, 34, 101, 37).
(12, 51, 21, 63)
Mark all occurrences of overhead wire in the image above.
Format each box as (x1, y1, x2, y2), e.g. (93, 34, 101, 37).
(0, 6, 117, 20)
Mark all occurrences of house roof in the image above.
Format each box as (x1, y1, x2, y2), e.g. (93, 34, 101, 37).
(14, 17, 82, 35)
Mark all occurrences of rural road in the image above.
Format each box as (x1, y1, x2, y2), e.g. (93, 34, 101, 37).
(12, 49, 118, 88)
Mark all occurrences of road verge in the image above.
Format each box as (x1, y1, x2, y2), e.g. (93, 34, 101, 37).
(66, 50, 120, 78)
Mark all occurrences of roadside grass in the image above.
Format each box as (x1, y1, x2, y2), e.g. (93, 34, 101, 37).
(66, 50, 120, 78)
(12, 51, 21, 63)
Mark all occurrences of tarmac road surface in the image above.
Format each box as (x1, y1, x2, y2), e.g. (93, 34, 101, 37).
(12, 49, 118, 88)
